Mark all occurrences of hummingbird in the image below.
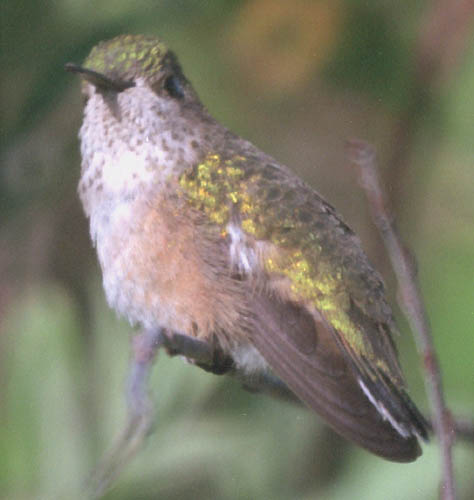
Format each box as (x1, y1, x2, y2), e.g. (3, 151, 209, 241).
(67, 34, 428, 462)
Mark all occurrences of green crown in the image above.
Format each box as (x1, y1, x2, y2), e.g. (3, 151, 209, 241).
(84, 34, 168, 82)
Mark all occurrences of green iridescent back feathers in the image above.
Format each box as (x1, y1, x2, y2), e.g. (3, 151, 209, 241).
(178, 152, 402, 383)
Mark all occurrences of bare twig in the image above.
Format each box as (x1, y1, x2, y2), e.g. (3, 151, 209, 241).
(450, 417, 474, 443)
(356, 2, 474, 496)
(347, 139, 456, 500)
(87, 329, 166, 499)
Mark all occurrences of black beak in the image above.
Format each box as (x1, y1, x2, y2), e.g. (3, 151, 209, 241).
(65, 63, 135, 92)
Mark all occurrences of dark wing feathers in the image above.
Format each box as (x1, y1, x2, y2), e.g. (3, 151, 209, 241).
(180, 150, 428, 460)
(251, 292, 423, 462)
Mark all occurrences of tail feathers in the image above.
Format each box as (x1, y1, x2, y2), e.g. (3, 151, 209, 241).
(358, 375, 429, 441)
(250, 293, 427, 462)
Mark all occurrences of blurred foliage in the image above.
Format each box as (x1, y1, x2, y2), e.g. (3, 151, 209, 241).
(1, 1, 473, 499)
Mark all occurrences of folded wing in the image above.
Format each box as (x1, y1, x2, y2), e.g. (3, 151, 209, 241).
(250, 292, 426, 462)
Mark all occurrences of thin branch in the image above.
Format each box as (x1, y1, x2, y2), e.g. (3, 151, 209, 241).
(450, 417, 474, 443)
(87, 329, 166, 499)
(347, 139, 456, 500)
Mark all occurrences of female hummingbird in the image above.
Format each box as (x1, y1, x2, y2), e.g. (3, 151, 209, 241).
(67, 34, 428, 462)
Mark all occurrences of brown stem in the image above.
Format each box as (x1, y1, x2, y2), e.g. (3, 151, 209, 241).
(450, 417, 474, 443)
(347, 139, 456, 500)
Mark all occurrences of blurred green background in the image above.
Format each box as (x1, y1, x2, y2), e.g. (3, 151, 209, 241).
(1, 1, 473, 499)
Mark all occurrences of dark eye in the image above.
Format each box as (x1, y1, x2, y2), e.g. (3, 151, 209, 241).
(164, 74, 185, 99)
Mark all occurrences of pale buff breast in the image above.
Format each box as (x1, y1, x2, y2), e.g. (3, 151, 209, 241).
(92, 193, 246, 342)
